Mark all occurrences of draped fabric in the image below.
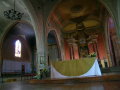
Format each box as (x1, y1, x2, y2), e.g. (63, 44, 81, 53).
(51, 58, 101, 79)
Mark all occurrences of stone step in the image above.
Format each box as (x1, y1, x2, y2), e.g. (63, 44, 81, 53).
(101, 67, 120, 73)
(28, 74, 120, 84)
(5, 78, 17, 83)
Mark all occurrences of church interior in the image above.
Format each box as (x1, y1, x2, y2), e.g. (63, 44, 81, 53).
(0, 0, 120, 90)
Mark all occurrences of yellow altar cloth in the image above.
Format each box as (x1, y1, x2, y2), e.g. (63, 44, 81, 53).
(52, 58, 96, 76)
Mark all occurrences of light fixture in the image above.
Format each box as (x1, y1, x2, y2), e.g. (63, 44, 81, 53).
(3, 0, 24, 20)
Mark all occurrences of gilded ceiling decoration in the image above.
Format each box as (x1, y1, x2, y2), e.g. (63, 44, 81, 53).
(51, 0, 107, 44)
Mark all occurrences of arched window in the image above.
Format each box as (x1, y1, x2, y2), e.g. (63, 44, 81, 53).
(15, 40, 21, 57)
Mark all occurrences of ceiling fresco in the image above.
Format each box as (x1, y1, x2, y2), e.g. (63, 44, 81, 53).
(51, 0, 108, 44)
(0, 0, 109, 45)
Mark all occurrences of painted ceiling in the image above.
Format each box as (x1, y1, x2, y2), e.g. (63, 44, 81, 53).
(51, 0, 107, 43)
(0, 0, 108, 44)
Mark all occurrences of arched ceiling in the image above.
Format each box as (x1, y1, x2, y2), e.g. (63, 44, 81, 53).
(0, 0, 31, 35)
(0, 0, 37, 48)
(51, 0, 107, 36)
(7, 23, 36, 49)
(49, 0, 109, 44)
(0, 0, 109, 45)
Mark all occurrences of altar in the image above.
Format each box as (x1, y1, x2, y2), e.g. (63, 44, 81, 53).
(51, 58, 101, 79)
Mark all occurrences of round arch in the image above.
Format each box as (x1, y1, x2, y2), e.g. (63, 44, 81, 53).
(47, 30, 62, 64)
(99, 0, 119, 38)
(105, 16, 120, 67)
(0, 21, 37, 76)
(45, 0, 119, 67)
(46, 0, 116, 27)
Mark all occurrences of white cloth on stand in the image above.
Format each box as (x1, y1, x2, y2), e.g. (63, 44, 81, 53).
(51, 59, 101, 79)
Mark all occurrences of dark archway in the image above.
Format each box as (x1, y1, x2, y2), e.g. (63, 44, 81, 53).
(1, 22, 37, 77)
(47, 30, 61, 65)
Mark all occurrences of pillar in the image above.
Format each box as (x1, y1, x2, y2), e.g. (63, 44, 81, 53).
(72, 43, 79, 59)
(68, 43, 74, 60)
(67, 38, 79, 60)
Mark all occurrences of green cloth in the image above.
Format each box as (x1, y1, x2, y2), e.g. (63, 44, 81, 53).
(52, 58, 96, 76)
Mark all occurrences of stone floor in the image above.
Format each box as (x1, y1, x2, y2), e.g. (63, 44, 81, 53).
(0, 80, 120, 90)
(0, 74, 120, 90)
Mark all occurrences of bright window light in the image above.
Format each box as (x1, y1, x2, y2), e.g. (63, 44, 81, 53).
(15, 40, 21, 57)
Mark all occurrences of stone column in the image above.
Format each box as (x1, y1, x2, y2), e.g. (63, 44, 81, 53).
(92, 39, 100, 59)
(67, 38, 79, 60)
(0, 54, 3, 77)
(72, 43, 80, 59)
(68, 43, 74, 60)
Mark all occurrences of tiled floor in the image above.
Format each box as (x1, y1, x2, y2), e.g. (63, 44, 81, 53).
(0, 81, 120, 90)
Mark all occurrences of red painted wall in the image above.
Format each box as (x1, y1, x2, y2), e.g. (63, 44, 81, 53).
(64, 40, 70, 60)
(97, 34, 107, 60)
(73, 44, 79, 59)
(64, 35, 107, 60)
(88, 43, 94, 54)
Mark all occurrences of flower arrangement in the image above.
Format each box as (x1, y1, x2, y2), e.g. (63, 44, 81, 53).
(88, 52, 96, 57)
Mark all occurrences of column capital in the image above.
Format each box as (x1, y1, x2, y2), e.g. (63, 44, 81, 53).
(67, 38, 77, 45)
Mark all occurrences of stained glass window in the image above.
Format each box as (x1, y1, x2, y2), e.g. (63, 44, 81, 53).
(15, 40, 21, 57)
